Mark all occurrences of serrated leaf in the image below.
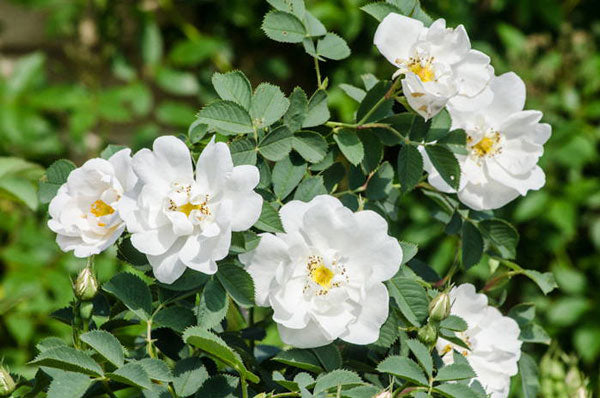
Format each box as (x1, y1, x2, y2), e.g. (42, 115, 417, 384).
(273, 349, 323, 373)
(479, 219, 519, 259)
(36, 337, 67, 353)
(250, 83, 290, 128)
(440, 315, 468, 332)
(216, 263, 255, 307)
(522, 270, 558, 295)
(303, 90, 330, 128)
(357, 81, 393, 123)
(258, 126, 293, 161)
(39, 159, 76, 204)
(360, 133, 383, 173)
(311, 344, 342, 372)
(79, 330, 125, 368)
(196, 278, 229, 329)
(230, 138, 257, 166)
(361, 2, 402, 22)
(292, 131, 328, 163)
(313, 369, 363, 394)
(173, 357, 208, 397)
(435, 363, 476, 382)
(183, 327, 259, 383)
(108, 362, 153, 390)
(434, 383, 480, 398)
(212, 71, 252, 110)
(284, 87, 309, 132)
(30, 346, 103, 377)
(137, 358, 173, 382)
(316, 33, 350, 60)
(253, 201, 284, 233)
(304, 11, 326, 37)
(153, 306, 195, 332)
(100, 144, 127, 160)
(196, 101, 254, 135)
(366, 161, 394, 200)
(339, 84, 366, 102)
(519, 353, 540, 398)
(387, 277, 429, 327)
(397, 144, 423, 193)
(46, 372, 92, 398)
(334, 129, 364, 166)
(437, 129, 468, 154)
(262, 10, 306, 43)
(462, 221, 483, 269)
(376, 356, 428, 386)
(293, 176, 327, 202)
(406, 339, 433, 377)
(399, 241, 418, 264)
(103, 272, 152, 320)
(188, 120, 208, 143)
(196, 374, 239, 398)
(272, 155, 307, 199)
(426, 109, 451, 142)
(267, 0, 305, 20)
(425, 145, 461, 190)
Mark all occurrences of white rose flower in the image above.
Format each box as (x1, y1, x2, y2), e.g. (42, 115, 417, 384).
(423, 72, 551, 210)
(239, 195, 402, 348)
(374, 13, 494, 120)
(119, 136, 262, 284)
(436, 283, 522, 398)
(48, 149, 137, 257)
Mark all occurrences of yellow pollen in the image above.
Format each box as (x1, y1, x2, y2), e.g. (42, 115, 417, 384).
(177, 202, 210, 217)
(462, 350, 469, 357)
(410, 63, 435, 82)
(442, 344, 453, 355)
(472, 137, 495, 157)
(311, 265, 334, 289)
(90, 200, 115, 217)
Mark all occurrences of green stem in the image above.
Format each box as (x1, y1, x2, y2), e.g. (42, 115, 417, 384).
(241, 376, 248, 398)
(314, 56, 322, 88)
(102, 380, 117, 398)
(356, 77, 402, 125)
(270, 393, 301, 398)
(146, 320, 156, 358)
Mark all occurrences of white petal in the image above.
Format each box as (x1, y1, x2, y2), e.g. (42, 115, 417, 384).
(133, 136, 193, 188)
(374, 13, 424, 67)
(447, 83, 494, 116)
(402, 74, 450, 120)
(452, 50, 493, 97)
(131, 226, 178, 256)
(484, 72, 526, 127)
(278, 320, 334, 348)
(340, 283, 389, 344)
(147, 239, 187, 284)
(196, 138, 234, 192)
(225, 165, 263, 231)
(486, 160, 545, 195)
(271, 278, 309, 329)
(458, 179, 521, 211)
(66, 158, 115, 197)
(427, 21, 471, 65)
(108, 148, 138, 192)
(312, 304, 356, 341)
(279, 195, 342, 234)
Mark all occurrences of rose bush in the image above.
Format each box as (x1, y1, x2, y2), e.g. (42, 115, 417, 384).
(5, 1, 565, 397)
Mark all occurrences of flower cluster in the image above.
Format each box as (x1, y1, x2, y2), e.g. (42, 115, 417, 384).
(375, 13, 551, 210)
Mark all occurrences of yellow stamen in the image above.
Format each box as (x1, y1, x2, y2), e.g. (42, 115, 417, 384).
(442, 344, 453, 355)
(177, 202, 210, 218)
(472, 137, 495, 157)
(311, 265, 334, 289)
(410, 63, 435, 82)
(90, 200, 114, 217)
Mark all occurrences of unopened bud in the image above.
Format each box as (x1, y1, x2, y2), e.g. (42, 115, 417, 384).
(429, 292, 451, 322)
(0, 366, 15, 396)
(417, 323, 438, 347)
(74, 267, 99, 301)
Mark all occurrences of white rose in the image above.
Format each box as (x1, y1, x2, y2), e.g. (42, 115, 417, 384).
(423, 72, 551, 210)
(436, 283, 522, 398)
(239, 195, 402, 348)
(374, 13, 494, 120)
(119, 136, 262, 284)
(48, 149, 137, 257)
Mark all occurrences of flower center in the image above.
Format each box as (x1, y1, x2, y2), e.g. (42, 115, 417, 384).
(90, 200, 115, 217)
(468, 130, 502, 160)
(409, 61, 435, 82)
(177, 201, 210, 218)
(311, 265, 334, 288)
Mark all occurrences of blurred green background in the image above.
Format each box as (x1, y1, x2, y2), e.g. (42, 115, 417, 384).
(0, 0, 598, 395)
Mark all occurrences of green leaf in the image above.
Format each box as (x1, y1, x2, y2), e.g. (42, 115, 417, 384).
(142, 19, 163, 65)
(100, 145, 128, 160)
(357, 81, 393, 123)
(387, 277, 429, 327)
(183, 327, 259, 383)
(273, 349, 323, 373)
(478, 219, 519, 259)
(366, 161, 394, 200)
(250, 83, 290, 128)
(400, 241, 418, 264)
(79, 330, 125, 368)
(361, 2, 402, 22)
(360, 133, 383, 173)
(434, 383, 480, 398)
(424, 145, 461, 190)
(523, 270, 558, 295)
(520, 323, 551, 344)
(304, 11, 327, 37)
(156, 268, 208, 292)
(230, 138, 257, 166)
(284, 87, 309, 132)
(188, 120, 208, 143)
(339, 84, 366, 102)
(376, 356, 428, 386)
(316, 33, 350, 60)
(272, 155, 307, 199)
(212, 71, 252, 110)
(173, 357, 209, 397)
(137, 358, 173, 382)
(36, 337, 67, 352)
(262, 10, 306, 43)
(155, 67, 199, 96)
(435, 363, 476, 382)
(258, 126, 293, 161)
(30, 346, 103, 377)
(168, 38, 222, 67)
(313, 369, 363, 394)
(47, 372, 92, 398)
(196, 101, 254, 135)
(154, 306, 195, 332)
(196, 278, 229, 329)
(103, 272, 153, 321)
(397, 144, 423, 193)
(426, 109, 451, 142)
(461, 221, 483, 269)
(6, 52, 44, 95)
(253, 201, 284, 233)
(196, 374, 239, 398)
(108, 362, 153, 390)
(216, 263, 255, 307)
(437, 129, 468, 154)
(406, 339, 433, 377)
(519, 353, 539, 398)
(292, 131, 328, 163)
(303, 90, 330, 128)
(39, 159, 76, 204)
(440, 315, 468, 332)
(267, 0, 306, 20)
(293, 176, 327, 202)
(334, 129, 364, 166)
(311, 344, 342, 372)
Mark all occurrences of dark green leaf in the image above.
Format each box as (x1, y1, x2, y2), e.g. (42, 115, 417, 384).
(293, 176, 327, 202)
(250, 83, 290, 128)
(397, 144, 423, 193)
(196, 278, 229, 329)
(303, 90, 330, 128)
(425, 145, 461, 190)
(292, 131, 328, 163)
(435, 363, 476, 382)
(406, 339, 433, 377)
(334, 129, 364, 166)
(253, 201, 284, 233)
(216, 263, 255, 307)
(272, 155, 307, 199)
(284, 87, 309, 132)
(212, 71, 252, 110)
(272, 349, 323, 373)
(356, 81, 393, 123)
(479, 219, 519, 259)
(103, 272, 152, 320)
(79, 330, 125, 368)
(376, 356, 428, 386)
(46, 372, 92, 398)
(258, 126, 293, 161)
(108, 362, 153, 390)
(462, 221, 483, 269)
(196, 101, 254, 135)
(30, 346, 103, 377)
(230, 138, 257, 166)
(387, 277, 429, 327)
(173, 357, 208, 397)
(313, 369, 363, 394)
(154, 306, 195, 332)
